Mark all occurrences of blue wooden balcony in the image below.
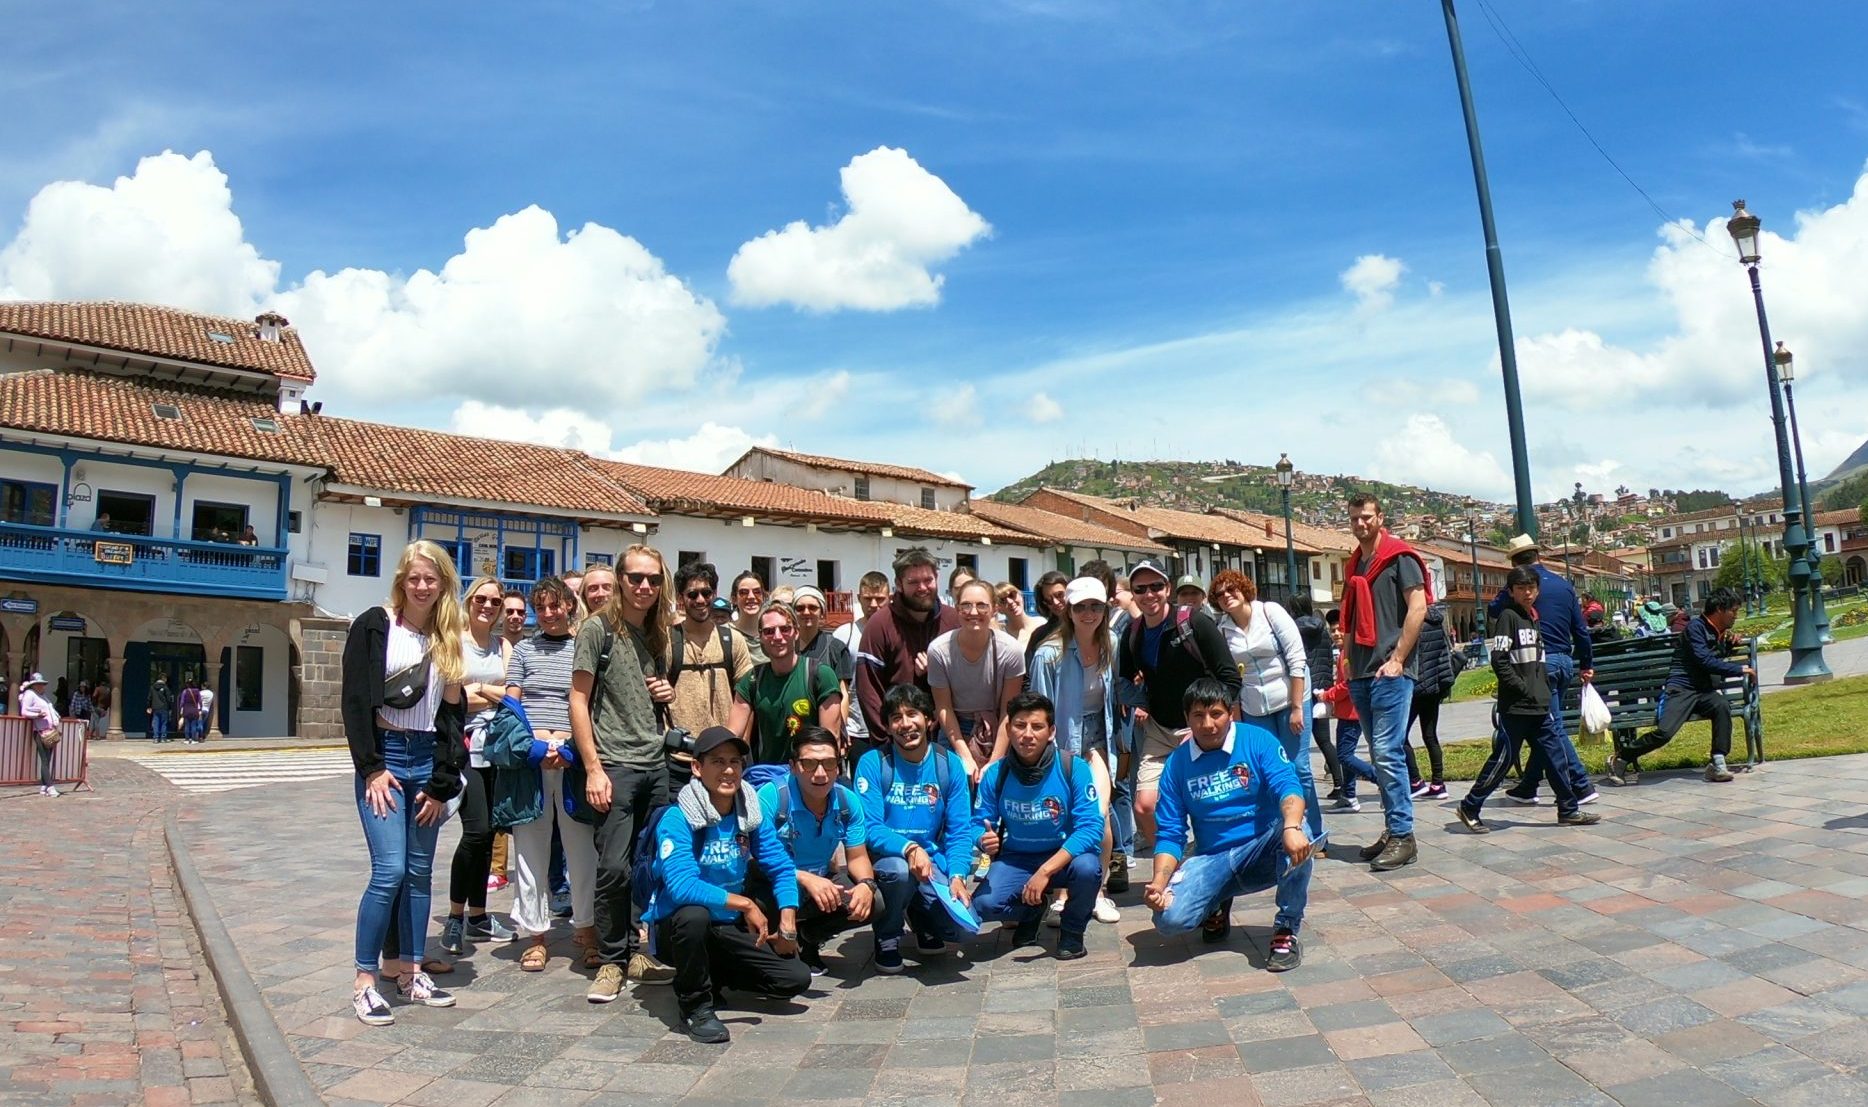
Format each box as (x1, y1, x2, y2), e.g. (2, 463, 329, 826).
(0, 523, 288, 600)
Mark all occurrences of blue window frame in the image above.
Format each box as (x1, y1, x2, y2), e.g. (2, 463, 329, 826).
(347, 533, 382, 577)
(503, 546, 556, 582)
(0, 479, 56, 526)
(434, 539, 474, 577)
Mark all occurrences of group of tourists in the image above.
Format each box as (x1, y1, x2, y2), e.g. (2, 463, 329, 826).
(338, 493, 1748, 1042)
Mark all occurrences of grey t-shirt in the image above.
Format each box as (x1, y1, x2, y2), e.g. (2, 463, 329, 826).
(572, 618, 664, 769)
(509, 633, 577, 732)
(927, 629, 1026, 713)
(1347, 555, 1427, 681)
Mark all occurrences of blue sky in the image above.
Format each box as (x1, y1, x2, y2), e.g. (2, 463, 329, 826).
(6, 1, 1868, 502)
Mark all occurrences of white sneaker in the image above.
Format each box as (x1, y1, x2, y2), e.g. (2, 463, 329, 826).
(1093, 896, 1121, 925)
(1045, 898, 1064, 928)
(42, 786, 59, 798)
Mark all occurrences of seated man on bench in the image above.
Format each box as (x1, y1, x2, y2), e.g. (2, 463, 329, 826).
(1607, 588, 1754, 786)
(1143, 677, 1313, 972)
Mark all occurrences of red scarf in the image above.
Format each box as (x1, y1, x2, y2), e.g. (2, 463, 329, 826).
(1341, 531, 1434, 648)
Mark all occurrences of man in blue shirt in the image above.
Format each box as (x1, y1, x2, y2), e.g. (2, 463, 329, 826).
(1144, 678, 1312, 972)
(752, 726, 877, 976)
(1488, 536, 1599, 807)
(972, 692, 1105, 960)
(854, 684, 977, 974)
(1609, 588, 1755, 785)
(643, 727, 809, 1043)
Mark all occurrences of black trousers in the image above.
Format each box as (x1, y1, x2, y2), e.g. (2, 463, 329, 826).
(1621, 689, 1731, 761)
(1311, 715, 1342, 790)
(448, 764, 497, 910)
(749, 869, 866, 948)
(1461, 712, 1579, 818)
(659, 905, 810, 1016)
(592, 762, 668, 966)
(1404, 694, 1446, 785)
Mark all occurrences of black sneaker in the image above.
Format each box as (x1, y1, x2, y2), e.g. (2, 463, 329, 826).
(1055, 931, 1087, 961)
(1200, 899, 1233, 944)
(1456, 807, 1490, 835)
(683, 1005, 730, 1044)
(1370, 833, 1418, 872)
(874, 939, 904, 975)
(1557, 811, 1601, 826)
(912, 928, 951, 958)
(1357, 833, 1390, 863)
(1011, 915, 1042, 949)
(1105, 853, 1130, 895)
(1266, 928, 1302, 973)
(394, 971, 455, 1008)
(352, 985, 394, 1026)
(799, 942, 827, 977)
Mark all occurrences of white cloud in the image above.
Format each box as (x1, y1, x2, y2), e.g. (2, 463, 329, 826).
(1370, 413, 1513, 499)
(1031, 391, 1063, 423)
(727, 146, 991, 312)
(1427, 280, 1446, 298)
(0, 150, 278, 312)
(933, 382, 980, 427)
(449, 401, 615, 453)
(615, 422, 778, 473)
(1340, 253, 1405, 312)
(796, 370, 851, 421)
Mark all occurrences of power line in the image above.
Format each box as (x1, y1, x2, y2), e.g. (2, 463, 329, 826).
(1468, 0, 1727, 258)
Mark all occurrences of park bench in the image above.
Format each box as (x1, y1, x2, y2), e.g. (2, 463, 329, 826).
(1552, 633, 1763, 769)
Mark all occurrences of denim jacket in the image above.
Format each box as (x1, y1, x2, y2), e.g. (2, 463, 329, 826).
(1029, 635, 1117, 760)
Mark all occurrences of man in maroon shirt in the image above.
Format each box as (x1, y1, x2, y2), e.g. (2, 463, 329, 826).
(854, 547, 961, 756)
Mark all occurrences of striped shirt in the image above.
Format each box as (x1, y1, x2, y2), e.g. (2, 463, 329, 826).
(509, 633, 577, 731)
(379, 617, 442, 732)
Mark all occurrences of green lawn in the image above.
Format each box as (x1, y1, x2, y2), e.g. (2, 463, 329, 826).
(1428, 674, 1868, 782)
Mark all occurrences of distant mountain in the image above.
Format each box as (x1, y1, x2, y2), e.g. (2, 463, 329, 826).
(1821, 436, 1868, 484)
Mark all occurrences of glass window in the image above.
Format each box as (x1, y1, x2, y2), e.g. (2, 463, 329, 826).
(853, 476, 870, 501)
(190, 501, 248, 543)
(502, 546, 556, 581)
(96, 490, 155, 536)
(920, 488, 936, 509)
(236, 645, 263, 711)
(584, 552, 613, 566)
(347, 533, 381, 577)
(0, 479, 56, 526)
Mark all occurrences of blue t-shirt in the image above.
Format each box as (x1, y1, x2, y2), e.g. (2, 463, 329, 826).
(756, 777, 865, 877)
(977, 753, 1104, 859)
(1154, 722, 1301, 863)
(854, 746, 978, 875)
(645, 804, 798, 924)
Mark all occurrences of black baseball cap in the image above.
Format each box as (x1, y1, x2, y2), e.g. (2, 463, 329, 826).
(693, 726, 748, 758)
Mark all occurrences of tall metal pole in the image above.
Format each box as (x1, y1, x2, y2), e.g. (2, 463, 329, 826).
(1780, 375, 1833, 641)
(1469, 514, 1486, 643)
(1280, 486, 1299, 606)
(1743, 264, 1830, 682)
(1441, 0, 1536, 540)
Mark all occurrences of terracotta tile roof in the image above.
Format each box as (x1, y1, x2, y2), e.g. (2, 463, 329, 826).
(1814, 508, 1861, 526)
(0, 369, 649, 517)
(0, 301, 316, 382)
(880, 502, 1035, 545)
(732, 446, 972, 489)
(1029, 488, 1304, 551)
(592, 458, 894, 526)
(1416, 538, 1516, 572)
(966, 499, 1170, 554)
(1204, 507, 1333, 556)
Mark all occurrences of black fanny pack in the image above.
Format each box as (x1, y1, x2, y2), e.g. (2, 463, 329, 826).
(382, 659, 430, 710)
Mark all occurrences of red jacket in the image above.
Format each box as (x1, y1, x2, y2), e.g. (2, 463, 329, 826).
(854, 594, 961, 736)
(1320, 655, 1359, 722)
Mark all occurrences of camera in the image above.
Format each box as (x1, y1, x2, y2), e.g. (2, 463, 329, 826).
(663, 726, 695, 755)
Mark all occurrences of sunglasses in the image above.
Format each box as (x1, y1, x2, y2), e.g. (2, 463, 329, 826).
(624, 572, 664, 587)
(795, 603, 822, 614)
(684, 588, 714, 600)
(793, 756, 839, 774)
(736, 587, 765, 598)
(956, 602, 994, 614)
(1072, 601, 1107, 614)
(759, 625, 797, 637)
(1133, 580, 1168, 594)
(469, 595, 502, 606)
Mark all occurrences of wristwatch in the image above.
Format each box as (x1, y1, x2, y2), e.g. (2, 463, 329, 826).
(778, 928, 798, 941)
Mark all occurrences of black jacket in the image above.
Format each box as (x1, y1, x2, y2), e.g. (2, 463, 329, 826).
(1666, 616, 1747, 693)
(1294, 614, 1335, 701)
(1490, 603, 1549, 718)
(1117, 605, 1243, 729)
(340, 607, 467, 800)
(1413, 603, 1459, 700)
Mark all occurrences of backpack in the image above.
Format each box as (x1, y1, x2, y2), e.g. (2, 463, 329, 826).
(879, 746, 953, 809)
(630, 802, 682, 911)
(987, 750, 1077, 814)
(1124, 605, 1208, 673)
(771, 779, 852, 849)
(668, 624, 738, 687)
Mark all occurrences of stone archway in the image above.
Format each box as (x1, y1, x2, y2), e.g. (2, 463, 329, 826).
(1847, 555, 1866, 588)
(125, 615, 207, 739)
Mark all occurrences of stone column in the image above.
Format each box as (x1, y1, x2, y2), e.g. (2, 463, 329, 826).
(107, 653, 126, 739)
(204, 660, 225, 739)
(296, 617, 351, 742)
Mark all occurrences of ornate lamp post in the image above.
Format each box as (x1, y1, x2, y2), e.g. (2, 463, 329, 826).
(1727, 201, 1829, 682)
(1465, 498, 1486, 644)
(1774, 343, 1833, 642)
(1275, 453, 1299, 605)
(1734, 504, 1756, 616)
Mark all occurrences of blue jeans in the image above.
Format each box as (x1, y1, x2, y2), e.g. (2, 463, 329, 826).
(353, 730, 442, 972)
(1152, 825, 1311, 935)
(973, 850, 1102, 936)
(1510, 654, 1591, 798)
(1336, 719, 1375, 798)
(1463, 712, 1579, 818)
(1349, 676, 1416, 837)
(149, 712, 169, 741)
(1237, 706, 1324, 842)
(873, 855, 967, 945)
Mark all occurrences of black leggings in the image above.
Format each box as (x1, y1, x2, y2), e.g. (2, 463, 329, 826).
(1404, 693, 1445, 785)
(382, 764, 496, 964)
(1312, 716, 1343, 790)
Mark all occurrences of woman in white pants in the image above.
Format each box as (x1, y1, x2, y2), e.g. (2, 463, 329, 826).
(503, 576, 599, 971)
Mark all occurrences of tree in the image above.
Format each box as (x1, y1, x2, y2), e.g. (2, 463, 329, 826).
(1713, 541, 1783, 593)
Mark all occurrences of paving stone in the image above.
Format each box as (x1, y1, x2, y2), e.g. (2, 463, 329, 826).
(1604, 1068, 1760, 1107)
(1234, 1033, 1339, 1074)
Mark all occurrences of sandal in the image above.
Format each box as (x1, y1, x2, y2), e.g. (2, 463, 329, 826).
(520, 940, 549, 972)
(573, 927, 601, 970)
(422, 956, 454, 975)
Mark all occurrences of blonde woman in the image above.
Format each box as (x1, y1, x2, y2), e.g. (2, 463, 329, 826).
(341, 540, 469, 1026)
(1029, 577, 1122, 925)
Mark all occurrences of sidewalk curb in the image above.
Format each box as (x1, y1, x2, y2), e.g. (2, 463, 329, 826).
(164, 813, 324, 1107)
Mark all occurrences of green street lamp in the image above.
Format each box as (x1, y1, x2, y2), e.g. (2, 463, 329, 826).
(1774, 343, 1833, 642)
(1728, 201, 1829, 682)
(1275, 453, 1299, 605)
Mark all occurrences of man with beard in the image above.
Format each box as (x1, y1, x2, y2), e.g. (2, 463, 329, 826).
(855, 547, 962, 739)
(667, 562, 753, 791)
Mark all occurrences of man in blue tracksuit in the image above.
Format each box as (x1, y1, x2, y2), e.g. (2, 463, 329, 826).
(972, 691, 1105, 960)
(1143, 678, 1312, 972)
(643, 727, 809, 1044)
(854, 683, 978, 974)
(752, 726, 877, 976)
(1488, 536, 1597, 806)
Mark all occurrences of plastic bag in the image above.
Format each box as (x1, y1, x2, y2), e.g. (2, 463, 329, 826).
(1579, 683, 1611, 735)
